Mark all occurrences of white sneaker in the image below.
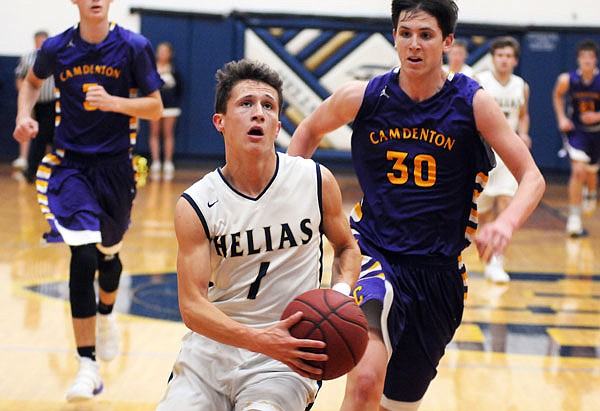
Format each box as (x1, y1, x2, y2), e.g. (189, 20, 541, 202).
(96, 312, 120, 361)
(150, 161, 162, 180)
(484, 255, 510, 283)
(163, 161, 175, 181)
(66, 356, 103, 402)
(566, 214, 584, 237)
(11, 157, 27, 170)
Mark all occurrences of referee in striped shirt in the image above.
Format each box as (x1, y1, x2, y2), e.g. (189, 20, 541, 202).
(15, 30, 56, 183)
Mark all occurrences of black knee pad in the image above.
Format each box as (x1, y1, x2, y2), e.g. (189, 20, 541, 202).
(97, 251, 122, 293)
(69, 244, 99, 318)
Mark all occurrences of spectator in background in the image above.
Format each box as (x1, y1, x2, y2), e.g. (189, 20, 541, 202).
(477, 36, 531, 283)
(14, 30, 56, 183)
(443, 38, 474, 77)
(553, 39, 600, 237)
(149, 41, 182, 181)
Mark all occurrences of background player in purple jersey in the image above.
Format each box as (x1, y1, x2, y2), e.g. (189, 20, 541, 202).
(553, 39, 600, 237)
(288, 1, 545, 410)
(12, 0, 163, 402)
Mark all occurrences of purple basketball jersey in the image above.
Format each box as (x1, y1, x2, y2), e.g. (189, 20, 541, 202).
(350, 69, 493, 258)
(568, 70, 600, 132)
(33, 22, 163, 155)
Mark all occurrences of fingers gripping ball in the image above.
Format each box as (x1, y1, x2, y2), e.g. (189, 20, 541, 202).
(281, 288, 369, 380)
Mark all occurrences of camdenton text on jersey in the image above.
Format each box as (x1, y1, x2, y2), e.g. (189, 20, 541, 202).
(369, 127, 456, 151)
(59, 65, 121, 82)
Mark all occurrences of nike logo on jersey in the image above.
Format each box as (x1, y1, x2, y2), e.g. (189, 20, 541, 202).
(208, 200, 219, 208)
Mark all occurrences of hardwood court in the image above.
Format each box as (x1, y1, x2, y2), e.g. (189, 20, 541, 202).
(0, 162, 599, 411)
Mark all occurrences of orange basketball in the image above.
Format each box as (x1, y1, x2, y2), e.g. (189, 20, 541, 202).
(281, 288, 369, 380)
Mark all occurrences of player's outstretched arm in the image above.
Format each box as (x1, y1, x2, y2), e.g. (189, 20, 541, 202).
(288, 80, 367, 158)
(174, 197, 327, 377)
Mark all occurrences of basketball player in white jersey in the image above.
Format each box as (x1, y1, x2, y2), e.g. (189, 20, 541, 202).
(476, 36, 531, 283)
(442, 38, 475, 77)
(157, 59, 361, 411)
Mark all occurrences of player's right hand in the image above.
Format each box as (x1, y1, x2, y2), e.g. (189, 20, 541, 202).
(557, 117, 574, 132)
(255, 312, 327, 379)
(13, 117, 39, 142)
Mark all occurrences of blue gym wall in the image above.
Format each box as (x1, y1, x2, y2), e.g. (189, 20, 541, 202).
(135, 10, 236, 160)
(1, 9, 600, 173)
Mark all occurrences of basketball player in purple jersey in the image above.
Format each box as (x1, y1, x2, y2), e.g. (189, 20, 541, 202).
(13, 0, 163, 402)
(288, 1, 545, 410)
(553, 39, 600, 237)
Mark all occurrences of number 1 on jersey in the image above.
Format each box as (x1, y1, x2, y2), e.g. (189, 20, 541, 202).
(247, 262, 270, 299)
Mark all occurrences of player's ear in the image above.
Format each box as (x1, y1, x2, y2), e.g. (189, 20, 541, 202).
(443, 34, 454, 53)
(212, 113, 225, 133)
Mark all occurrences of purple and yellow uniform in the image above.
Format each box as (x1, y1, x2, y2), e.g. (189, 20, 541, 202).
(349, 68, 492, 403)
(33, 23, 163, 247)
(565, 70, 600, 165)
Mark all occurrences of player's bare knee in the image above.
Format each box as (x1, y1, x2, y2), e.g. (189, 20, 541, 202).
(586, 163, 600, 173)
(571, 162, 588, 180)
(97, 241, 123, 255)
(347, 366, 385, 403)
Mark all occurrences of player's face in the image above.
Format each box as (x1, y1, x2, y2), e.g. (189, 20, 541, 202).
(447, 45, 467, 66)
(577, 50, 598, 73)
(393, 10, 453, 76)
(213, 80, 281, 155)
(72, 0, 113, 22)
(491, 46, 518, 75)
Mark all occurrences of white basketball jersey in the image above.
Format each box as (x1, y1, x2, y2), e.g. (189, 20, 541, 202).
(182, 153, 323, 328)
(477, 70, 525, 131)
(442, 63, 475, 78)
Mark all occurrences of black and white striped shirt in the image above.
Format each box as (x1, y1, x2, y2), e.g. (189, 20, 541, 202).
(15, 49, 56, 104)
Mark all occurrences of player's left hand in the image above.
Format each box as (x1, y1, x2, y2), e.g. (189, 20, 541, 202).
(580, 111, 600, 125)
(85, 85, 115, 112)
(474, 220, 513, 263)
